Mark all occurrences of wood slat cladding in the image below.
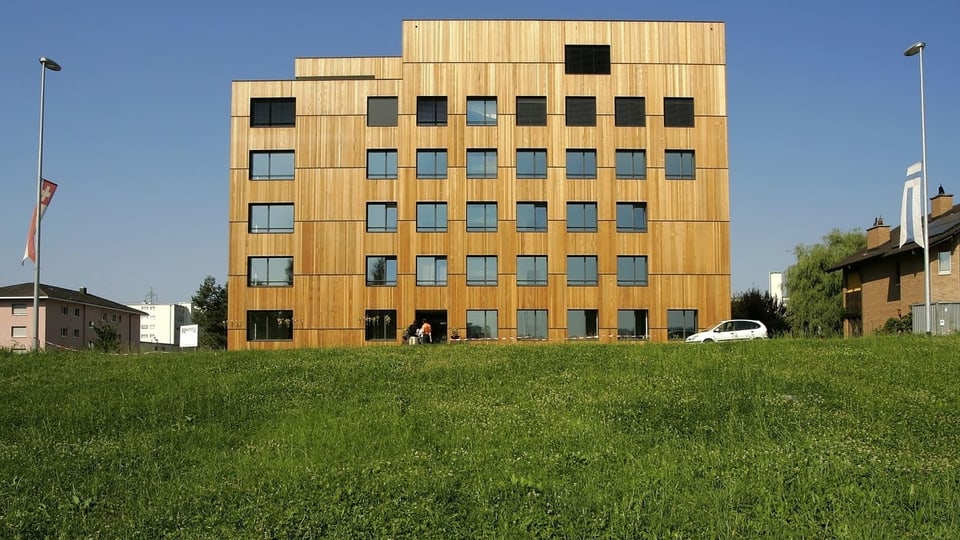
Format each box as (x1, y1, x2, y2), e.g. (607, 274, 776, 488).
(229, 19, 730, 349)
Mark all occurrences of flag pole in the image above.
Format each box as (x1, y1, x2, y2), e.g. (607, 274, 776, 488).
(34, 57, 61, 351)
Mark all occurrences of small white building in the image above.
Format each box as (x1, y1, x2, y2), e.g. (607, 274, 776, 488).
(128, 302, 192, 345)
(769, 272, 789, 305)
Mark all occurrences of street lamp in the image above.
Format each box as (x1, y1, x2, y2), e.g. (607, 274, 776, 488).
(903, 41, 932, 335)
(33, 56, 61, 350)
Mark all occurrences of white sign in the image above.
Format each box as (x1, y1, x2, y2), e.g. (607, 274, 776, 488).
(179, 324, 199, 348)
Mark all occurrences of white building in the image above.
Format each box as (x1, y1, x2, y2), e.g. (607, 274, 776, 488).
(128, 302, 192, 345)
(769, 272, 788, 305)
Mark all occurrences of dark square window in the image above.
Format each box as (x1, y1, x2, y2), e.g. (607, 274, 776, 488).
(617, 256, 648, 286)
(364, 309, 397, 341)
(517, 149, 547, 179)
(366, 203, 398, 232)
(565, 97, 596, 126)
(517, 256, 547, 286)
(615, 97, 646, 127)
(416, 256, 448, 286)
(368, 97, 399, 127)
(467, 202, 497, 232)
(417, 202, 448, 232)
(665, 150, 695, 180)
(618, 309, 649, 340)
(250, 203, 294, 233)
(467, 256, 498, 286)
(367, 150, 398, 179)
(518, 310, 548, 339)
(566, 150, 597, 179)
(417, 97, 448, 126)
(517, 202, 547, 232)
(516, 96, 547, 126)
(616, 202, 648, 232)
(247, 310, 294, 341)
(250, 151, 294, 180)
(366, 256, 398, 286)
(568, 309, 599, 339)
(251, 98, 295, 127)
(565, 45, 611, 75)
(664, 97, 695, 127)
(566, 202, 597, 232)
(417, 150, 448, 179)
(616, 150, 646, 179)
(567, 256, 598, 286)
(248, 257, 293, 287)
(467, 149, 497, 178)
(467, 97, 497, 125)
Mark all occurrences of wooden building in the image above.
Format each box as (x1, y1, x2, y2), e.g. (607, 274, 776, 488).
(228, 19, 731, 349)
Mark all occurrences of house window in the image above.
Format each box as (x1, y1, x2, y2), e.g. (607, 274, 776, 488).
(12, 326, 27, 338)
(567, 202, 597, 232)
(367, 203, 398, 232)
(73, 329, 79, 338)
(251, 98, 295, 127)
(568, 310, 599, 339)
(416, 150, 448, 179)
(417, 97, 448, 126)
(366, 256, 398, 286)
(517, 149, 547, 179)
(467, 149, 497, 178)
(615, 97, 646, 127)
(939, 251, 952, 275)
(466, 256, 498, 286)
(467, 202, 497, 232)
(618, 309, 649, 340)
(246, 310, 294, 341)
(417, 203, 448, 232)
(665, 150, 696, 179)
(516, 96, 547, 126)
(565, 97, 596, 126)
(667, 309, 698, 341)
(467, 97, 497, 126)
(367, 150, 398, 179)
(364, 309, 397, 341)
(566, 150, 597, 179)
(248, 257, 293, 287)
(517, 256, 548, 286)
(250, 204, 294, 233)
(112, 315, 117, 322)
(567, 256, 598, 286)
(74, 308, 80, 317)
(664, 97, 695, 127)
(616, 150, 646, 179)
(565, 45, 611, 75)
(616, 203, 648, 232)
(60, 328, 68, 337)
(249, 151, 294, 180)
(61, 307, 68, 316)
(466, 310, 498, 339)
(617, 256, 649, 286)
(518, 310, 548, 339)
(368, 97, 399, 127)
(416, 256, 448, 286)
(517, 202, 547, 232)
(12, 304, 27, 316)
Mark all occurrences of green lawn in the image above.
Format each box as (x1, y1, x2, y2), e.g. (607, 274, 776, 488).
(2, 337, 959, 538)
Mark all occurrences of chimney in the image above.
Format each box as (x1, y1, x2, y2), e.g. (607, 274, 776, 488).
(931, 186, 953, 219)
(867, 216, 890, 249)
(79, 287, 87, 295)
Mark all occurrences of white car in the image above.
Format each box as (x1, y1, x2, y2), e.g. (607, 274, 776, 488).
(685, 319, 768, 343)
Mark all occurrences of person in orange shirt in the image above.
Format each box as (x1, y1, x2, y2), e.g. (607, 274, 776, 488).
(420, 319, 432, 343)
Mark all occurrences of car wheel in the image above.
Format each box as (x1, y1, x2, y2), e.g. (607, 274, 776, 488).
(703, 338, 714, 343)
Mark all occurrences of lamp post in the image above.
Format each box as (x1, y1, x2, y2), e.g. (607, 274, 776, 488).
(904, 41, 932, 335)
(33, 56, 61, 350)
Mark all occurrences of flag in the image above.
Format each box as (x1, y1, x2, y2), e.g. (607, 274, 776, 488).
(21, 179, 58, 265)
(899, 162, 924, 249)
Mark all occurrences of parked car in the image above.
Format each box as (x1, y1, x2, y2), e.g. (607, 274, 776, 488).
(685, 319, 768, 343)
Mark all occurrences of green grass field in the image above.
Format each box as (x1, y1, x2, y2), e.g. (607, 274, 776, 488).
(2, 336, 959, 538)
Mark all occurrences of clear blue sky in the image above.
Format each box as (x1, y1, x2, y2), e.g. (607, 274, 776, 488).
(2, 0, 958, 304)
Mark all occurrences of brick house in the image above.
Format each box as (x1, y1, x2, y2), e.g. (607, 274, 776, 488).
(828, 189, 960, 336)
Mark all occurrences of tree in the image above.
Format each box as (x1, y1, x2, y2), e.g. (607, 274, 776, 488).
(784, 228, 866, 337)
(731, 288, 790, 337)
(191, 275, 228, 349)
(92, 323, 120, 352)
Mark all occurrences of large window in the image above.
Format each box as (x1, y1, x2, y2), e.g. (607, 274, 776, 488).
(467, 97, 497, 126)
(517, 256, 547, 286)
(417, 97, 448, 126)
(367, 203, 398, 232)
(516, 96, 547, 126)
(664, 97, 695, 127)
(618, 310, 649, 340)
(665, 150, 695, 179)
(416, 256, 448, 286)
(616, 150, 646, 179)
(567, 202, 597, 232)
(615, 97, 646, 127)
(250, 151, 294, 180)
(466, 256, 497, 286)
(250, 204, 294, 233)
(616, 202, 648, 232)
(567, 256, 598, 286)
(939, 251, 952, 275)
(565, 97, 597, 126)
(568, 310, 599, 339)
(566, 150, 597, 179)
(617, 256, 648, 286)
(416, 202, 447, 232)
(368, 97, 398, 127)
(248, 257, 293, 287)
(667, 309, 698, 341)
(467, 149, 497, 178)
(366, 256, 398, 286)
(517, 202, 547, 232)
(518, 310, 548, 339)
(251, 98, 295, 127)
(417, 150, 448, 179)
(364, 309, 397, 341)
(466, 310, 498, 339)
(367, 150, 398, 179)
(467, 202, 497, 232)
(247, 310, 293, 341)
(565, 45, 610, 75)
(517, 149, 547, 179)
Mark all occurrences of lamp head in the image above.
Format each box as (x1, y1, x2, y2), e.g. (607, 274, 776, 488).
(39, 57, 61, 71)
(904, 42, 925, 57)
